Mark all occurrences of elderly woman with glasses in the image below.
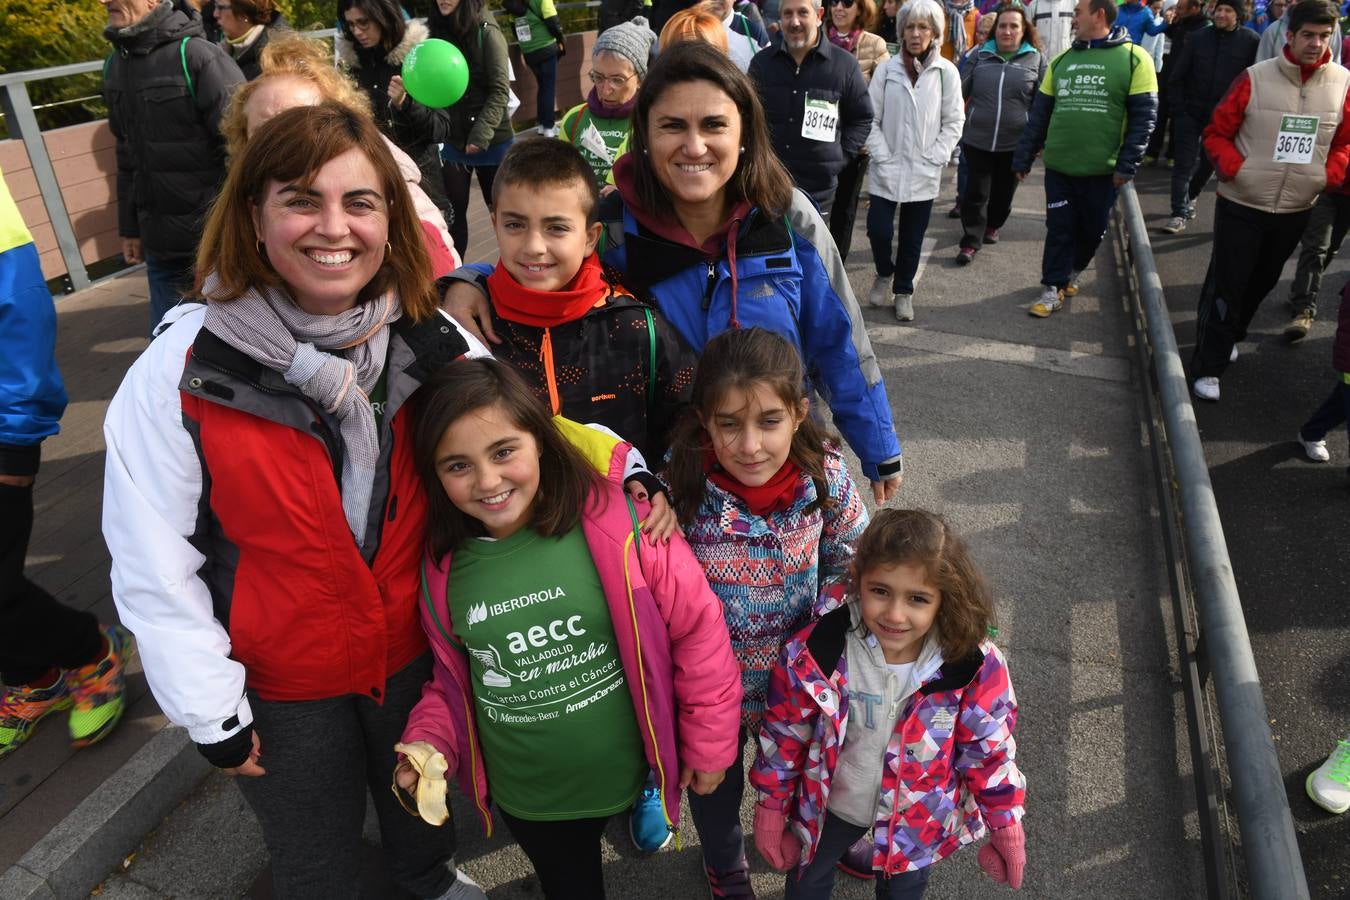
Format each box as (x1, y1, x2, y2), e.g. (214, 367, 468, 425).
(559, 17, 658, 186)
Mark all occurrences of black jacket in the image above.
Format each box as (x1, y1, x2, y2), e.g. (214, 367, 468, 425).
(1168, 23, 1259, 121)
(1163, 12, 1209, 69)
(469, 266, 697, 462)
(103, 0, 245, 261)
(224, 14, 290, 81)
(748, 34, 873, 199)
(415, 12, 518, 151)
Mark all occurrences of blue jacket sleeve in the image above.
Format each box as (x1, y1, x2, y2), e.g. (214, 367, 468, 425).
(1117, 90, 1159, 177)
(0, 242, 68, 475)
(1012, 91, 1055, 173)
(787, 197, 902, 481)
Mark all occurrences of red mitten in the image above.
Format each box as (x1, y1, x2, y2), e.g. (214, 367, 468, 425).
(752, 803, 802, 872)
(977, 822, 1026, 889)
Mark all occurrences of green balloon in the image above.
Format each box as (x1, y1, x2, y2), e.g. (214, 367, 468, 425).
(401, 38, 469, 109)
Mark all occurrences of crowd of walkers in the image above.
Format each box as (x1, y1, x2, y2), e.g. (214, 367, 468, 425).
(3, 0, 1350, 895)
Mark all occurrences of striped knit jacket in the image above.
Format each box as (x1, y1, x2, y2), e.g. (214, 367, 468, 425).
(678, 446, 868, 730)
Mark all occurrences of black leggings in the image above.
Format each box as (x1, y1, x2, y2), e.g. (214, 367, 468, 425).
(498, 808, 611, 898)
(0, 482, 101, 686)
(442, 163, 499, 259)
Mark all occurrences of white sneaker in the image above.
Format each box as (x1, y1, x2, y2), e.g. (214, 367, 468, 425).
(1193, 376, 1220, 402)
(1229, 344, 1239, 363)
(539, 126, 559, 138)
(893, 293, 914, 322)
(1298, 431, 1331, 462)
(1308, 740, 1350, 814)
(868, 275, 891, 307)
(1160, 216, 1187, 234)
(1029, 285, 1063, 318)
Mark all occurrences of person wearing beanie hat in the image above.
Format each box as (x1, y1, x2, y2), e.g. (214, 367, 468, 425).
(1161, 0, 1257, 234)
(559, 17, 657, 184)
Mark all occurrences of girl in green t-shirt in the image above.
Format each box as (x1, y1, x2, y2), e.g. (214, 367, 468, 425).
(395, 359, 743, 899)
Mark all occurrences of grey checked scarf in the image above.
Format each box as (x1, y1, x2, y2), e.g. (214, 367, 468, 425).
(945, 0, 975, 57)
(202, 272, 402, 547)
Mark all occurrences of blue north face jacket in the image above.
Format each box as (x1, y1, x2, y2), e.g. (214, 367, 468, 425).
(603, 189, 902, 482)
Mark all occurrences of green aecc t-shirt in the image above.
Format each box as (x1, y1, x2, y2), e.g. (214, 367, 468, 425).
(1039, 41, 1157, 176)
(447, 525, 646, 820)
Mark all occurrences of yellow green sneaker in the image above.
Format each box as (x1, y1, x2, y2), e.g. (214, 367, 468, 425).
(66, 624, 135, 748)
(0, 676, 72, 758)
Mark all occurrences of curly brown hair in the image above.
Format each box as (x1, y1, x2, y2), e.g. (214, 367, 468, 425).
(220, 33, 374, 160)
(852, 508, 995, 662)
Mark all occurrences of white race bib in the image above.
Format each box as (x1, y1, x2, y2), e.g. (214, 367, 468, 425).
(1273, 114, 1319, 164)
(579, 121, 614, 165)
(801, 96, 839, 143)
(514, 18, 532, 42)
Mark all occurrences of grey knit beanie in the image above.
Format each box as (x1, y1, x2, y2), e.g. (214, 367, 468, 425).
(593, 16, 657, 80)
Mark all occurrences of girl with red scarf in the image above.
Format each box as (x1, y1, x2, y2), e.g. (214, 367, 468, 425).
(661, 326, 869, 893)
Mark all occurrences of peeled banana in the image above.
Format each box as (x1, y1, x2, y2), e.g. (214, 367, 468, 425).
(393, 741, 450, 826)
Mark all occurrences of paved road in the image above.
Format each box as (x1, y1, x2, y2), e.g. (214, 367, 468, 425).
(1134, 165, 1350, 899)
(91, 167, 1206, 899)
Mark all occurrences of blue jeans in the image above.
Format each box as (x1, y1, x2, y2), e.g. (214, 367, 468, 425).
(525, 47, 559, 129)
(784, 810, 931, 900)
(1041, 169, 1116, 289)
(867, 196, 934, 296)
(144, 255, 193, 336)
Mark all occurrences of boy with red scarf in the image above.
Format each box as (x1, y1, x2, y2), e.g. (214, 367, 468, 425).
(468, 139, 697, 474)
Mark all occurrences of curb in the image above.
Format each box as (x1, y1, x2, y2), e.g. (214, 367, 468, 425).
(0, 726, 210, 899)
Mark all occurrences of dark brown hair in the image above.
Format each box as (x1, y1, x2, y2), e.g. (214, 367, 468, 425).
(195, 101, 438, 321)
(993, 2, 1038, 52)
(629, 41, 796, 220)
(227, 0, 277, 25)
(852, 508, 995, 662)
(666, 328, 837, 525)
(412, 359, 603, 557)
(492, 139, 601, 223)
(338, 0, 406, 54)
(1288, 0, 1336, 33)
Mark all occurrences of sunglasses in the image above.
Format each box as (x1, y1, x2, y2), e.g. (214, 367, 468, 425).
(830, 0, 858, 7)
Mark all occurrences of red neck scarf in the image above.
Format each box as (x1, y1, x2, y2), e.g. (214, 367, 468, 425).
(704, 449, 802, 517)
(487, 253, 608, 327)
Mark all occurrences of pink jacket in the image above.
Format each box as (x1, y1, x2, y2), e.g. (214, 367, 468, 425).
(401, 445, 743, 836)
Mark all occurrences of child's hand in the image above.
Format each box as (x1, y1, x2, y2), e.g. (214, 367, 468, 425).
(395, 758, 419, 792)
(752, 802, 801, 872)
(640, 490, 678, 543)
(679, 765, 725, 796)
(977, 822, 1026, 889)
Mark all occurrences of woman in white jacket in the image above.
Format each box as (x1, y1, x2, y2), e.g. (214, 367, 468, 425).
(862, 0, 964, 322)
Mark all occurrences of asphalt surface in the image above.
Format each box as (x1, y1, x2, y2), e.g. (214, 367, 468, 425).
(91, 167, 1207, 899)
(1133, 164, 1350, 900)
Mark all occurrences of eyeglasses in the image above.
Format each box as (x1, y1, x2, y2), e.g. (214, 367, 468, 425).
(588, 70, 637, 88)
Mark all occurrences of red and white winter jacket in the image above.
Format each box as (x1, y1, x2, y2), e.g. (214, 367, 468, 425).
(750, 588, 1025, 875)
(102, 304, 486, 748)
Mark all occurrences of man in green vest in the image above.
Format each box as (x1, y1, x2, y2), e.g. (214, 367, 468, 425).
(1011, 0, 1158, 317)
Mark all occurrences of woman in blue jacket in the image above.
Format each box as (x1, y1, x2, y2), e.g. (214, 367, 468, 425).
(445, 42, 904, 502)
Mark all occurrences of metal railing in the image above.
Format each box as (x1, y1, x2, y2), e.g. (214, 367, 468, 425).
(2, 5, 600, 293)
(1117, 182, 1310, 900)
